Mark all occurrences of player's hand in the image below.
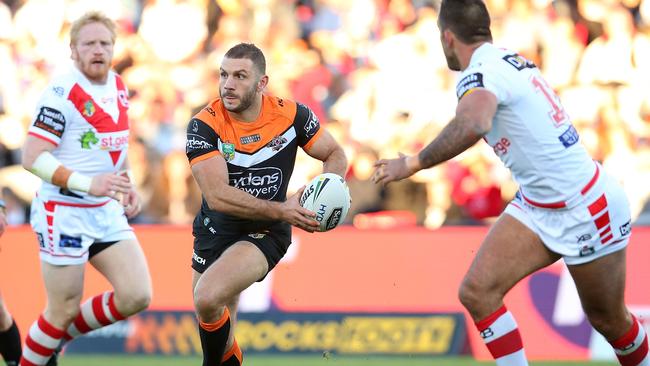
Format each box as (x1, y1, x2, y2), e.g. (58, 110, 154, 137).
(280, 186, 320, 233)
(372, 153, 418, 186)
(121, 188, 142, 219)
(89, 173, 132, 199)
(0, 210, 7, 237)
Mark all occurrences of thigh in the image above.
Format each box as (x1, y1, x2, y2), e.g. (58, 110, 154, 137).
(194, 241, 268, 308)
(463, 213, 561, 319)
(41, 262, 85, 322)
(567, 248, 627, 324)
(89, 239, 152, 297)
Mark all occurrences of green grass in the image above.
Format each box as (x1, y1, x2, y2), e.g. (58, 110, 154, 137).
(52, 355, 618, 366)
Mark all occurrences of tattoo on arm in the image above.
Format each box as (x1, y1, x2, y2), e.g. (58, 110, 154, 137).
(418, 115, 485, 170)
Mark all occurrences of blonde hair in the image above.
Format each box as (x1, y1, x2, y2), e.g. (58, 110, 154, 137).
(69, 11, 116, 45)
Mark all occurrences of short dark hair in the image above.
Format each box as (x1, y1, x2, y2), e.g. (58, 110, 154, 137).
(224, 43, 266, 75)
(439, 0, 492, 44)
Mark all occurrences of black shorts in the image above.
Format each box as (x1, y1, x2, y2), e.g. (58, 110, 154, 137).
(191, 218, 291, 280)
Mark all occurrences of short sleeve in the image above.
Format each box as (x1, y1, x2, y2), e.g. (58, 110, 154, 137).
(456, 65, 511, 104)
(28, 86, 70, 146)
(186, 118, 221, 166)
(294, 103, 322, 149)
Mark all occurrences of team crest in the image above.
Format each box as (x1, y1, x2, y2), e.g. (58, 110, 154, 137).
(266, 135, 287, 151)
(222, 142, 235, 162)
(82, 100, 95, 117)
(79, 129, 99, 149)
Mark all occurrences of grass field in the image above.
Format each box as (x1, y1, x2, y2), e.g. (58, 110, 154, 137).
(52, 355, 619, 365)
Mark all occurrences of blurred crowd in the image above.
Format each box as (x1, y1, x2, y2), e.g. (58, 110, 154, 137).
(0, 0, 649, 228)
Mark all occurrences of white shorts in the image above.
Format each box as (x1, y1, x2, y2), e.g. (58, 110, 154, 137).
(505, 165, 632, 265)
(30, 197, 136, 265)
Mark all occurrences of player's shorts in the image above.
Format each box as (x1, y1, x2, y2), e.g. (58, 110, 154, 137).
(191, 214, 291, 280)
(30, 196, 136, 265)
(505, 163, 632, 265)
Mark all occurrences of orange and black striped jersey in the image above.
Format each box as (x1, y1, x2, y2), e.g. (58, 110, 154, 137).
(186, 95, 323, 234)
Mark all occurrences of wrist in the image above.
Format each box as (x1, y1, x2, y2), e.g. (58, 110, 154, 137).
(67, 172, 92, 192)
(405, 154, 421, 175)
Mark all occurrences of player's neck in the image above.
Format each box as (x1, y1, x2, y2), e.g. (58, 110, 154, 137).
(458, 41, 489, 71)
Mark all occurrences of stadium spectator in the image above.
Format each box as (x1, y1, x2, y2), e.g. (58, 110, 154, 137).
(185, 43, 347, 366)
(0, 0, 648, 226)
(373, 1, 649, 366)
(19, 12, 151, 366)
(0, 189, 21, 366)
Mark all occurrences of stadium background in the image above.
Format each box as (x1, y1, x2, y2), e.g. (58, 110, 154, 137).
(1, 0, 649, 364)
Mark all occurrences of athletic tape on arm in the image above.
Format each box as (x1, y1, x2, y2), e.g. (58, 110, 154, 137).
(30, 151, 92, 192)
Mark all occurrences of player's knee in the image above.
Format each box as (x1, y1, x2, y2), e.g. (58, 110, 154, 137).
(116, 289, 151, 316)
(584, 307, 628, 339)
(458, 278, 483, 311)
(193, 290, 224, 320)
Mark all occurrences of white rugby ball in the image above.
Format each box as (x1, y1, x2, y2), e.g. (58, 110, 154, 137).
(300, 173, 351, 232)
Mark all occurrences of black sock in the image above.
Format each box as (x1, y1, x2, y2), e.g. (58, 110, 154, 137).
(221, 340, 242, 366)
(0, 319, 21, 365)
(198, 308, 231, 366)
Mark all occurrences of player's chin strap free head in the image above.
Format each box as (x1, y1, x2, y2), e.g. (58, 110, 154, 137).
(30, 151, 92, 193)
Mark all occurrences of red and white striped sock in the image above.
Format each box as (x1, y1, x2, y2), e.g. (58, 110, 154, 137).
(475, 305, 528, 366)
(611, 315, 649, 366)
(64, 291, 126, 340)
(20, 315, 65, 366)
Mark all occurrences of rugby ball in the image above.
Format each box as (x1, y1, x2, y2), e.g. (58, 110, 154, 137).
(300, 173, 351, 232)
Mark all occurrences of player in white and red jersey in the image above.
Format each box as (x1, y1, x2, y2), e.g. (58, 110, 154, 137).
(373, 1, 647, 365)
(20, 12, 151, 366)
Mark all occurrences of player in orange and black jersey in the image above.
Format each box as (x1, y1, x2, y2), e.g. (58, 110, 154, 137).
(185, 43, 347, 366)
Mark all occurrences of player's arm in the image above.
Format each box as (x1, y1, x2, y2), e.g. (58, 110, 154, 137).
(191, 155, 318, 231)
(303, 129, 348, 178)
(22, 135, 131, 198)
(373, 89, 497, 185)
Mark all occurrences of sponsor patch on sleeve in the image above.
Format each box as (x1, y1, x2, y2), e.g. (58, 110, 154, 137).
(33, 106, 66, 138)
(186, 118, 219, 163)
(558, 124, 580, 148)
(456, 73, 484, 99)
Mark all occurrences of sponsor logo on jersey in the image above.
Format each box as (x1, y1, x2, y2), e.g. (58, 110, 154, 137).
(502, 53, 536, 71)
(52, 86, 64, 96)
(99, 133, 129, 151)
(304, 110, 319, 138)
(117, 89, 129, 108)
(456, 73, 484, 99)
(240, 134, 261, 145)
(266, 135, 287, 152)
(576, 233, 591, 243)
(620, 220, 631, 236)
(222, 142, 235, 161)
(248, 233, 267, 239)
(186, 134, 214, 151)
(79, 129, 99, 149)
(34, 106, 66, 138)
(83, 100, 96, 117)
(192, 120, 199, 133)
(230, 167, 282, 200)
(59, 234, 82, 248)
(558, 125, 580, 148)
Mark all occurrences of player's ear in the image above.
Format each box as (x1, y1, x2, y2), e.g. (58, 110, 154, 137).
(257, 75, 269, 92)
(442, 29, 455, 49)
